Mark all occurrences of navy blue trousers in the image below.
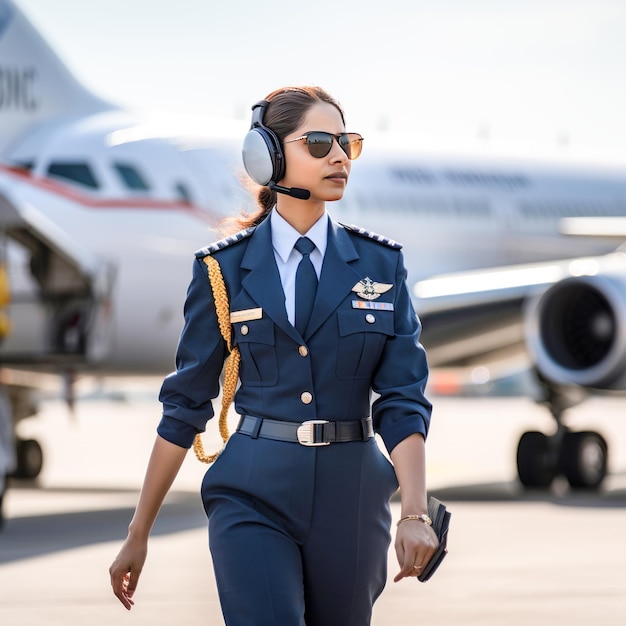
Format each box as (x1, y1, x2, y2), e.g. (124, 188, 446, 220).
(201, 433, 399, 626)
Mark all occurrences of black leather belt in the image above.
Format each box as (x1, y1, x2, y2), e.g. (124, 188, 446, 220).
(236, 415, 374, 447)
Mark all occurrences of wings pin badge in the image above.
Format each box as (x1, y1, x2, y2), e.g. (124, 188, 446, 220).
(351, 277, 393, 301)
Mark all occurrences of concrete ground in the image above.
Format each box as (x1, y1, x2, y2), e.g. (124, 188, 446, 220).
(1, 379, 625, 625)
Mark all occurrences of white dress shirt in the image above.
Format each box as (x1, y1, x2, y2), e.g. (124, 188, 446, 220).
(270, 208, 328, 326)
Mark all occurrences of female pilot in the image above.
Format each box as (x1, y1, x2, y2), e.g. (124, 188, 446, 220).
(109, 85, 438, 625)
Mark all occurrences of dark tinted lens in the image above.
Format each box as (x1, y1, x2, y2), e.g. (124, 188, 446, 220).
(338, 133, 363, 160)
(306, 132, 334, 158)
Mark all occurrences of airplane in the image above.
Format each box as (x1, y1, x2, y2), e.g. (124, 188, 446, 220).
(1, 0, 626, 508)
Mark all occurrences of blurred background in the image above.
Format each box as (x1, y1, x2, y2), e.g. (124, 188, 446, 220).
(1, 2, 626, 623)
(17, 0, 626, 160)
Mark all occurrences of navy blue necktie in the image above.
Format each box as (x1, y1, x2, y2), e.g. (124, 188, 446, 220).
(294, 237, 318, 336)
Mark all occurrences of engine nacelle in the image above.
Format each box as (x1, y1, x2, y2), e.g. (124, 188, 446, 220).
(524, 254, 626, 390)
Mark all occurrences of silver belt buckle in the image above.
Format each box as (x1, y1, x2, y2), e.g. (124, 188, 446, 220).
(296, 420, 330, 446)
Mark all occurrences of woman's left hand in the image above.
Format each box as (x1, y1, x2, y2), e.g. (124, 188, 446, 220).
(393, 518, 439, 582)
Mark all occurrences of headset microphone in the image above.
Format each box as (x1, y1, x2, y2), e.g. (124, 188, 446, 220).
(269, 182, 311, 200)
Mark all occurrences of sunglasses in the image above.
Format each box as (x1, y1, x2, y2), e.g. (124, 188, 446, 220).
(284, 131, 364, 160)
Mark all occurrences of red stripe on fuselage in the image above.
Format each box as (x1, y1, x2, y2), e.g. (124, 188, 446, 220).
(0, 164, 220, 222)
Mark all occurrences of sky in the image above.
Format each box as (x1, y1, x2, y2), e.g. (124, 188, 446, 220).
(15, 0, 626, 162)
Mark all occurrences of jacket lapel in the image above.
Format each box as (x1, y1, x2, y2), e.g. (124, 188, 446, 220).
(239, 217, 301, 343)
(305, 221, 361, 338)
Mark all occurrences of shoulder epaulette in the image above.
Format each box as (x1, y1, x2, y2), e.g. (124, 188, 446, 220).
(195, 226, 256, 258)
(340, 223, 402, 249)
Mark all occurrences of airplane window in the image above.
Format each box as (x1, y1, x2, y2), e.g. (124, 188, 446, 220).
(11, 160, 34, 171)
(175, 182, 193, 204)
(47, 162, 99, 189)
(113, 162, 150, 191)
(519, 200, 624, 219)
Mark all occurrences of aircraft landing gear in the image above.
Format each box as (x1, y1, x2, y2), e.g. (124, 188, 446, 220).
(559, 431, 608, 489)
(517, 431, 558, 488)
(516, 380, 609, 490)
(516, 429, 608, 490)
(12, 437, 44, 479)
(6, 385, 45, 480)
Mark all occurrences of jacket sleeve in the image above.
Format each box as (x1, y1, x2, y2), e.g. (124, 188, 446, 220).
(371, 249, 432, 453)
(157, 256, 227, 448)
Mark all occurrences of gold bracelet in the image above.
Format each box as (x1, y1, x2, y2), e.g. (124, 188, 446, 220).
(397, 514, 432, 527)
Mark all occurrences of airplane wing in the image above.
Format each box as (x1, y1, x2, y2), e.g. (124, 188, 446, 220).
(413, 257, 596, 367)
(560, 217, 626, 239)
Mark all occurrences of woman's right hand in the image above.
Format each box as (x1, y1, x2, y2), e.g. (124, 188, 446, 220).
(109, 536, 148, 610)
(107, 435, 188, 609)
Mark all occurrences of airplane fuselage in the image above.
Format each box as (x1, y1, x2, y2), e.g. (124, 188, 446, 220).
(2, 140, 625, 374)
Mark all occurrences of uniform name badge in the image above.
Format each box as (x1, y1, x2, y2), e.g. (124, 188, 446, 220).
(352, 300, 394, 311)
(230, 308, 263, 323)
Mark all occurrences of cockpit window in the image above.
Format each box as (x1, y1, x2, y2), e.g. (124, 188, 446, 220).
(47, 162, 99, 189)
(11, 160, 35, 171)
(175, 182, 193, 204)
(113, 162, 150, 191)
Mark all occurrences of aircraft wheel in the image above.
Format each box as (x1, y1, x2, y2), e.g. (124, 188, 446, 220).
(516, 431, 556, 488)
(559, 431, 608, 490)
(12, 438, 44, 480)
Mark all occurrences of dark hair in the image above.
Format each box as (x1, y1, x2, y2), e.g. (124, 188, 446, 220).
(226, 86, 345, 233)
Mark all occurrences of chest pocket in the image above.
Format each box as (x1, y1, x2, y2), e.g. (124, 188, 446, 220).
(233, 317, 278, 386)
(336, 309, 394, 380)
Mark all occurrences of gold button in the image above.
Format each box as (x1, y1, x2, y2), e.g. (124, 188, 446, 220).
(241, 325, 249, 335)
(365, 313, 376, 324)
(298, 345, 309, 357)
(300, 392, 313, 404)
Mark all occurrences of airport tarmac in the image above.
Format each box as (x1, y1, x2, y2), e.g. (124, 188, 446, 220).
(1, 379, 625, 625)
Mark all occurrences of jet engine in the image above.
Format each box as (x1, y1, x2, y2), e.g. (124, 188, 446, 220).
(524, 254, 626, 390)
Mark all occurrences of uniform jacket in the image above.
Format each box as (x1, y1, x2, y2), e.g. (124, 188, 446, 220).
(158, 216, 431, 454)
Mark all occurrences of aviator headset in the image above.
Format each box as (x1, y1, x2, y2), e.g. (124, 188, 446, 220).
(242, 99, 364, 200)
(242, 100, 307, 196)
(242, 100, 283, 187)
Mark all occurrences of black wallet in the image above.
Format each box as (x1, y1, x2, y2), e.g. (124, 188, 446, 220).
(418, 496, 451, 582)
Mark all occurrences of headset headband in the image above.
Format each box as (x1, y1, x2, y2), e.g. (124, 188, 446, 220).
(250, 100, 269, 129)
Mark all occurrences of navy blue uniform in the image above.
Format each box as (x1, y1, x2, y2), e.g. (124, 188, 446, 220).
(158, 216, 431, 625)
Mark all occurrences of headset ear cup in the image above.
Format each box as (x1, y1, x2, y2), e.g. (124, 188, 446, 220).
(242, 129, 275, 185)
(242, 128, 285, 186)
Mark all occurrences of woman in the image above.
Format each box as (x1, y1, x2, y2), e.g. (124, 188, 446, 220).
(109, 86, 438, 625)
